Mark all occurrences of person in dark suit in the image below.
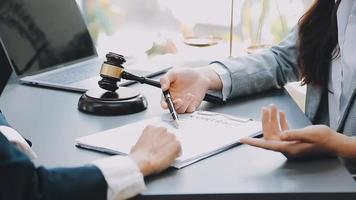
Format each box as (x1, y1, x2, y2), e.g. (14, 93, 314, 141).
(0, 110, 181, 200)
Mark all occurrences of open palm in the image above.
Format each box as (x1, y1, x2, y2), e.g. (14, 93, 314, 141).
(241, 105, 325, 158)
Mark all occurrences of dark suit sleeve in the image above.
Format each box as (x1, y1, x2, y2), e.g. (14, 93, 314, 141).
(0, 110, 10, 127)
(0, 110, 108, 200)
(0, 110, 32, 146)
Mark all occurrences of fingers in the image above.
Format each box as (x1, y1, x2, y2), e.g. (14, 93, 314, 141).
(161, 98, 183, 111)
(262, 104, 290, 140)
(279, 111, 289, 131)
(176, 94, 193, 113)
(160, 75, 170, 91)
(142, 125, 181, 155)
(161, 100, 168, 109)
(167, 96, 199, 113)
(161, 93, 196, 113)
(170, 136, 182, 157)
(262, 107, 269, 123)
(142, 124, 155, 134)
(160, 90, 192, 113)
(131, 124, 182, 176)
(157, 127, 182, 156)
(160, 129, 181, 155)
(142, 125, 166, 137)
(160, 71, 176, 91)
(175, 95, 190, 113)
(270, 104, 278, 125)
(280, 129, 314, 143)
(240, 137, 312, 158)
(160, 68, 204, 113)
(262, 107, 271, 139)
(240, 137, 287, 152)
(168, 99, 183, 113)
(155, 129, 182, 171)
(186, 99, 199, 113)
(269, 104, 280, 132)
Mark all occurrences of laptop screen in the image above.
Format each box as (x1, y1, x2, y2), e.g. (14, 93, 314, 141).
(0, 0, 96, 77)
(0, 43, 12, 95)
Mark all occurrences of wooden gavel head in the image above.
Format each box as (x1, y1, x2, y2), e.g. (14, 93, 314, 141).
(98, 52, 126, 92)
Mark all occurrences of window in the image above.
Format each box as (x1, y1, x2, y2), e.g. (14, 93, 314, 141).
(76, 0, 311, 63)
(76, 0, 310, 110)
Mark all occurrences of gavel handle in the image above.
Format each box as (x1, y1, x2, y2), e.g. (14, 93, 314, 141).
(202, 93, 225, 104)
(121, 71, 160, 87)
(121, 71, 225, 104)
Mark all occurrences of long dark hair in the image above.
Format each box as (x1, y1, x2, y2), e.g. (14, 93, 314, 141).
(298, 0, 341, 86)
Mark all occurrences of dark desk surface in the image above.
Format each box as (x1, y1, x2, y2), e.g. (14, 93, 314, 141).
(1, 75, 356, 200)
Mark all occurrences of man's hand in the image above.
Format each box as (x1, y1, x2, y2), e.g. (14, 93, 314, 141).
(240, 105, 337, 158)
(160, 67, 222, 113)
(129, 125, 182, 176)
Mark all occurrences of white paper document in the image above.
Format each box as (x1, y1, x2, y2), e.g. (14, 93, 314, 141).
(76, 111, 262, 168)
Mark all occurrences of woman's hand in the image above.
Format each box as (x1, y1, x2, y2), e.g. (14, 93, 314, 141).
(160, 67, 222, 113)
(129, 125, 182, 176)
(240, 105, 340, 158)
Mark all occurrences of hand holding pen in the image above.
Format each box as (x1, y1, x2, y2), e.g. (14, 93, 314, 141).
(121, 69, 221, 127)
(160, 67, 223, 113)
(121, 71, 180, 127)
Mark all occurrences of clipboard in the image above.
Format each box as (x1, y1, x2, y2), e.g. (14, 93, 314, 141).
(76, 111, 262, 168)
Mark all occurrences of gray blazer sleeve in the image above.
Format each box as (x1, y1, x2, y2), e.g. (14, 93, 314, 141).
(212, 28, 300, 99)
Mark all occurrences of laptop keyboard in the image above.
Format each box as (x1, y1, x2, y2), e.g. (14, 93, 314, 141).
(35, 64, 99, 84)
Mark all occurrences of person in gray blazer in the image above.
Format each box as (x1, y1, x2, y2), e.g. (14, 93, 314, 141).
(159, 0, 356, 173)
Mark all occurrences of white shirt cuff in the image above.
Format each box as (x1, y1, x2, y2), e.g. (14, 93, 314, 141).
(0, 126, 37, 159)
(93, 155, 146, 200)
(209, 62, 232, 101)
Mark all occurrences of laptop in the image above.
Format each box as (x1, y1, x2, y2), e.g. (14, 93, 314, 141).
(0, 0, 169, 93)
(0, 43, 12, 95)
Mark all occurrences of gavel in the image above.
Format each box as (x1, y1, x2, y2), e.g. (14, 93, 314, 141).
(98, 52, 223, 103)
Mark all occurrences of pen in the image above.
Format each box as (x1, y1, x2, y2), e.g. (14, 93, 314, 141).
(162, 90, 180, 128)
